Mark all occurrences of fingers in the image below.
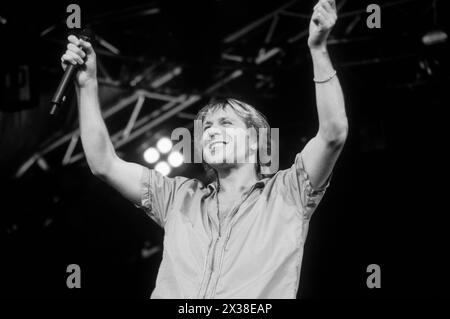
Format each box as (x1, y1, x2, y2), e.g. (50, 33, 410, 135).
(315, 0, 336, 11)
(61, 51, 84, 66)
(61, 53, 75, 67)
(78, 39, 94, 55)
(321, 1, 337, 18)
(62, 34, 96, 68)
(67, 34, 94, 54)
(312, 10, 330, 29)
(67, 43, 86, 59)
(67, 34, 79, 45)
(317, 6, 333, 24)
(313, 0, 337, 28)
(314, 0, 337, 16)
(327, 0, 336, 11)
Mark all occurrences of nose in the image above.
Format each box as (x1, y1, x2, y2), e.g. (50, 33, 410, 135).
(206, 126, 222, 140)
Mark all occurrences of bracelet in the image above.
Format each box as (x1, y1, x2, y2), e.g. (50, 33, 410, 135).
(313, 70, 337, 83)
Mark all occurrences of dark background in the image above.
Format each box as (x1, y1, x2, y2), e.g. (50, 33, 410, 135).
(0, 0, 448, 298)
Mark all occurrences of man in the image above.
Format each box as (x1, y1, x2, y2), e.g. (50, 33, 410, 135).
(61, 0, 347, 298)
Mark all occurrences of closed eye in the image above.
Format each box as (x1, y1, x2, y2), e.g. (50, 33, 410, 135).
(203, 122, 212, 130)
(203, 120, 232, 131)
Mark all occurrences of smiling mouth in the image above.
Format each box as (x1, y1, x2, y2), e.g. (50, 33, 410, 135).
(208, 141, 228, 150)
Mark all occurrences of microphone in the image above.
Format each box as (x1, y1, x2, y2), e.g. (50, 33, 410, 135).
(50, 29, 93, 115)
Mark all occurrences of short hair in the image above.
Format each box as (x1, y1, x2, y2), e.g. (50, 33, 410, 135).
(195, 98, 275, 182)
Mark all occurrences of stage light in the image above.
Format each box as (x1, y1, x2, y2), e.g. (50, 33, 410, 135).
(422, 30, 447, 46)
(168, 151, 184, 167)
(155, 161, 171, 176)
(143, 147, 160, 164)
(157, 137, 173, 154)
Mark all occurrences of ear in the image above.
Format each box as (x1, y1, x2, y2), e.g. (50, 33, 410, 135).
(248, 127, 258, 152)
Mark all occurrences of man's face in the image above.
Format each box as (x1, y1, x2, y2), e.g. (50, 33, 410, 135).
(202, 106, 257, 168)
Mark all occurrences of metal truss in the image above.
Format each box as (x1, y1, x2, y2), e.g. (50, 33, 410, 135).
(15, 0, 315, 177)
(17, 0, 415, 177)
(15, 68, 243, 177)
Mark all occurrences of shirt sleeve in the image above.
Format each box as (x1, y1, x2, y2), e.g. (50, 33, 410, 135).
(136, 167, 190, 227)
(274, 152, 331, 220)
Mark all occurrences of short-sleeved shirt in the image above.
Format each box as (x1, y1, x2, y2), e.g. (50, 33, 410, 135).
(137, 152, 330, 299)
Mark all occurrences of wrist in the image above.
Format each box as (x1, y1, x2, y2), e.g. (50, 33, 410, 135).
(76, 79, 98, 98)
(309, 46, 328, 56)
(78, 78, 98, 90)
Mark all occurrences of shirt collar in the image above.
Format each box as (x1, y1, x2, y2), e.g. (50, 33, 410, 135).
(207, 178, 268, 193)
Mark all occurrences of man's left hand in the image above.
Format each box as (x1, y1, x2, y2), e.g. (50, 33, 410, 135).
(308, 0, 337, 51)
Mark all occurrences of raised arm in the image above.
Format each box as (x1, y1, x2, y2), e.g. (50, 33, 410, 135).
(301, 0, 348, 189)
(61, 35, 143, 205)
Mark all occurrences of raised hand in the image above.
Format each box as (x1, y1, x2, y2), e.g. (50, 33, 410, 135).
(61, 35, 97, 87)
(308, 0, 337, 51)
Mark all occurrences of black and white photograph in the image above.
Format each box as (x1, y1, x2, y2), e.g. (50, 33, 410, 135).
(0, 0, 448, 303)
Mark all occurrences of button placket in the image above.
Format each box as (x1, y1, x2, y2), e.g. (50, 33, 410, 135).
(202, 182, 263, 298)
(209, 230, 230, 297)
(198, 192, 221, 298)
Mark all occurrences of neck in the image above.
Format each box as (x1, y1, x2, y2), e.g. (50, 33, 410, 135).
(216, 164, 259, 194)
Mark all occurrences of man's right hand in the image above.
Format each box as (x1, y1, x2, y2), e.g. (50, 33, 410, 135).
(61, 35, 97, 87)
